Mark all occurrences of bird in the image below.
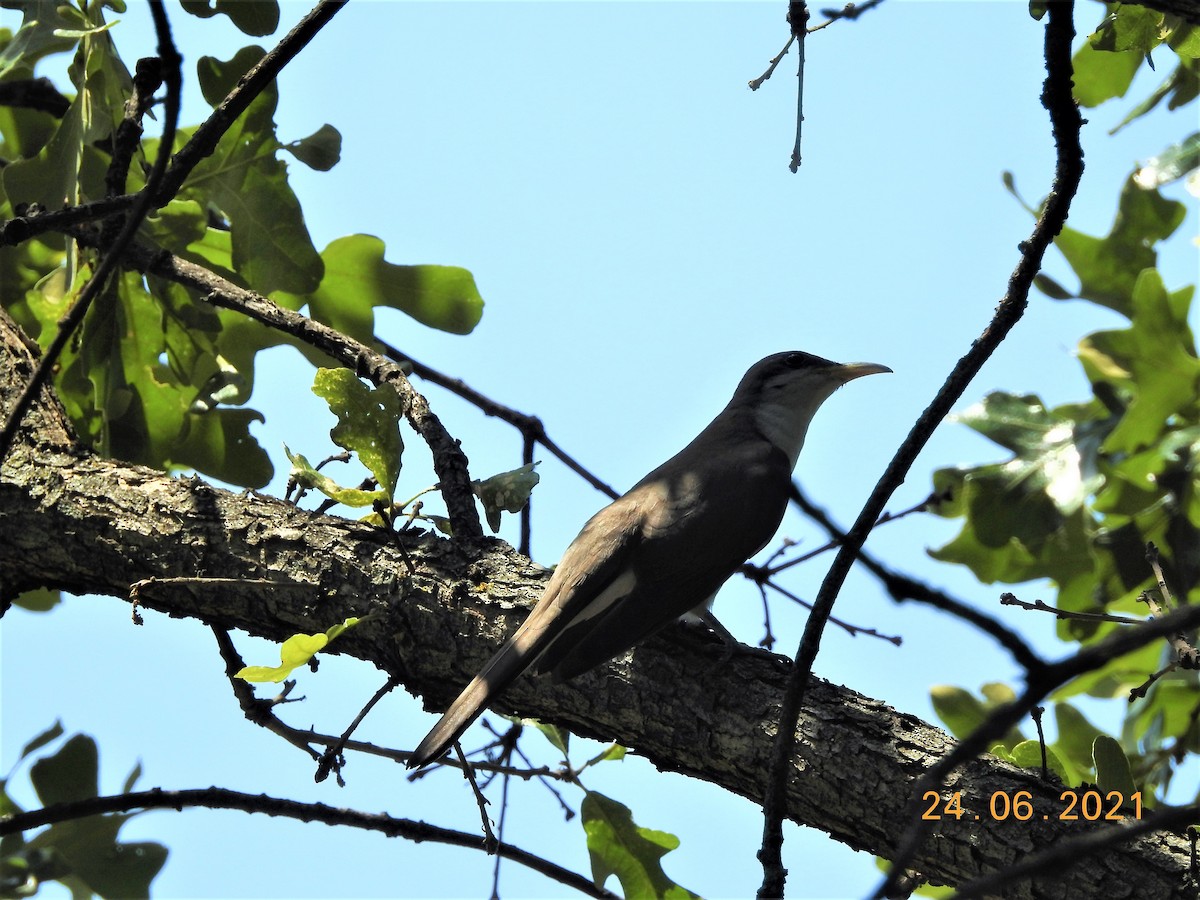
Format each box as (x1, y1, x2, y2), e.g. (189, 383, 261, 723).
(407, 350, 890, 769)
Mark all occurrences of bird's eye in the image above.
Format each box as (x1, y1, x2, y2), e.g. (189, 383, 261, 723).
(785, 352, 811, 369)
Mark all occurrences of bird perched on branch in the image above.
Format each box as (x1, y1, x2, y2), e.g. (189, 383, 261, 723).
(408, 350, 890, 769)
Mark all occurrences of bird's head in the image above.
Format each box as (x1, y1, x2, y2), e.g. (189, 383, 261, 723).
(733, 351, 892, 468)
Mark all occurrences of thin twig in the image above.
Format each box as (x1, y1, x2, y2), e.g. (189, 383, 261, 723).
(1000, 591, 1144, 625)
(316, 676, 402, 784)
(788, 2, 810, 173)
(0, 787, 617, 899)
(761, 579, 902, 645)
(791, 486, 1046, 675)
(378, 339, 619, 501)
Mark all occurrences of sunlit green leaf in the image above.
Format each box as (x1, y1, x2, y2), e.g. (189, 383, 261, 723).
(284, 445, 388, 508)
(1008, 740, 1070, 783)
(236, 617, 361, 682)
(1134, 132, 1200, 189)
(1050, 178, 1186, 316)
(1078, 272, 1200, 454)
(278, 235, 485, 338)
(1089, 5, 1165, 54)
(581, 792, 700, 899)
(1072, 39, 1141, 107)
(311, 367, 403, 498)
(473, 463, 539, 532)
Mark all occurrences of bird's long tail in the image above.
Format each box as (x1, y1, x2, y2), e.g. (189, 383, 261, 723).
(407, 619, 548, 769)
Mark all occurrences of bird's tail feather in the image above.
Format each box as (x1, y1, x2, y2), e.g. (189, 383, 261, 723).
(408, 623, 545, 769)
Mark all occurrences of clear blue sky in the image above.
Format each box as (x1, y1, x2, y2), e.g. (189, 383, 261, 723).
(3, 2, 1196, 898)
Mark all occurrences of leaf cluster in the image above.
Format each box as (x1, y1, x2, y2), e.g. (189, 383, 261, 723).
(0, 2, 483, 489)
(931, 2, 1200, 809)
(1, 723, 165, 899)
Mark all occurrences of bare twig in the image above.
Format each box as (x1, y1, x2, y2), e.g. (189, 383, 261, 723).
(378, 340, 619, 501)
(1000, 591, 1144, 625)
(316, 676, 402, 784)
(791, 487, 1046, 675)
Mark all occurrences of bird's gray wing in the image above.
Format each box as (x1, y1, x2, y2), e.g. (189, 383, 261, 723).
(539, 439, 792, 681)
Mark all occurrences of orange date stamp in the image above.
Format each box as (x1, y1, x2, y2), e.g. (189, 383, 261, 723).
(922, 789, 1143, 822)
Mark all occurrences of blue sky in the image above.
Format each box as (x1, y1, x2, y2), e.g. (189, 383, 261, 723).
(3, 2, 1197, 898)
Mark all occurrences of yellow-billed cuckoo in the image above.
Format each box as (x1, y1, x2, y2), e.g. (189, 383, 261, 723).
(408, 350, 890, 769)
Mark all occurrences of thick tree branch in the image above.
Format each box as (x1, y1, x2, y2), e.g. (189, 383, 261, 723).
(0, 309, 1194, 898)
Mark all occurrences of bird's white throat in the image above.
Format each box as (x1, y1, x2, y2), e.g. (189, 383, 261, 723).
(753, 390, 837, 470)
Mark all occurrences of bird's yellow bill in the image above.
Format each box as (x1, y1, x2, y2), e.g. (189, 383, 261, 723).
(833, 361, 892, 382)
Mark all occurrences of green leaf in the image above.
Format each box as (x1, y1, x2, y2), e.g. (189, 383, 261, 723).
(1092, 735, 1138, 797)
(20, 722, 66, 761)
(529, 721, 571, 756)
(179, 0, 280, 37)
(311, 368, 404, 498)
(1034, 273, 1075, 300)
(585, 744, 628, 766)
(1134, 132, 1200, 189)
(1110, 59, 1200, 133)
(236, 617, 361, 682)
(30, 734, 98, 806)
(929, 685, 1024, 748)
(1169, 23, 1200, 58)
(581, 792, 700, 899)
(1050, 177, 1186, 316)
(277, 235, 485, 339)
(930, 394, 1107, 585)
(1008, 740, 1070, 783)
(1089, 5, 1165, 54)
(284, 445, 389, 508)
(473, 463, 540, 532)
(122, 760, 143, 795)
(12, 587, 61, 612)
(189, 48, 323, 295)
(1072, 39, 1142, 107)
(174, 408, 273, 488)
(0, 1, 83, 80)
(286, 124, 342, 171)
(1052, 703, 1106, 778)
(196, 45, 267, 107)
(1078, 271, 1200, 454)
(27, 816, 166, 899)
